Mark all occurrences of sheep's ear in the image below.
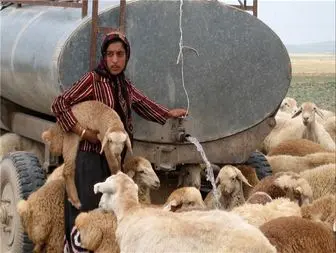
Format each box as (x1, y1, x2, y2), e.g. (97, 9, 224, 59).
(236, 170, 252, 187)
(94, 181, 116, 194)
(291, 108, 302, 118)
(333, 219, 336, 232)
(100, 131, 110, 154)
(125, 133, 133, 154)
(127, 170, 135, 178)
(314, 108, 325, 120)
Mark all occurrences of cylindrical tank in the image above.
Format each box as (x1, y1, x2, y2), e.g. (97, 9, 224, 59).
(1, 0, 291, 164)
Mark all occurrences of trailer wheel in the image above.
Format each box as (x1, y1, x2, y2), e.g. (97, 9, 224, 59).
(0, 152, 46, 253)
(245, 151, 272, 180)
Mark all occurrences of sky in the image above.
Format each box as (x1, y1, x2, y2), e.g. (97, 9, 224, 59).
(223, 0, 335, 45)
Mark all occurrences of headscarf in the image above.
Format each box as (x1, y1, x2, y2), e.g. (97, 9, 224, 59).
(94, 32, 133, 134)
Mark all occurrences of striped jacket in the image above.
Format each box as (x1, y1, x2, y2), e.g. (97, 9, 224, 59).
(51, 71, 169, 153)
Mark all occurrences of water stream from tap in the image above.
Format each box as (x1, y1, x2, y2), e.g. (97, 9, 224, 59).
(185, 136, 221, 209)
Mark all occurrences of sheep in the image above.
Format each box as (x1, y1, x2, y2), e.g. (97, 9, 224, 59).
(322, 115, 336, 141)
(246, 191, 273, 205)
(177, 164, 204, 189)
(260, 216, 335, 253)
(45, 164, 64, 184)
(267, 139, 328, 156)
(301, 194, 335, 231)
(76, 187, 206, 252)
(42, 100, 132, 209)
(75, 209, 119, 253)
(163, 187, 206, 211)
(266, 152, 335, 174)
(0, 132, 44, 164)
(16, 179, 65, 253)
(299, 163, 336, 200)
(292, 101, 336, 151)
(231, 197, 301, 227)
(94, 171, 277, 253)
(122, 156, 160, 204)
(251, 171, 313, 206)
(278, 97, 298, 114)
(204, 165, 252, 210)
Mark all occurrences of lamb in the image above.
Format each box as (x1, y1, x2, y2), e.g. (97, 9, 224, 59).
(266, 152, 335, 174)
(260, 216, 335, 253)
(231, 197, 301, 227)
(301, 194, 335, 231)
(0, 132, 44, 164)
(16, 179, 65, 253)
(42, 100, 132, 209)
(267, 139, 328, 156)
(204, 165, 252, 210)
(251, 171, 313, 206)
(292, 101, 336, 151)
(177, 164, 204, 189)
(94, 171, 277, 253)
(45, 164, 64, 183)
(299, 163, 336, 200)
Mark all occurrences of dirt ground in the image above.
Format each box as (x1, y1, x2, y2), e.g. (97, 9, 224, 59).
(286, 54, 335, 111)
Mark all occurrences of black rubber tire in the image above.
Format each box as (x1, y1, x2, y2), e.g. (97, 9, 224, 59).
(0, 151, 46, 253)
(245, 151, 272, 180)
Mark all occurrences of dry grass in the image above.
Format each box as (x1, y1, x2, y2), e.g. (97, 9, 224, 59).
(286, 54, 335, 111)
(290, 54, 336, 75)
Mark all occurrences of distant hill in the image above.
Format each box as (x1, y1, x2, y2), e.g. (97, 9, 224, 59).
(285, 41, 335, 54)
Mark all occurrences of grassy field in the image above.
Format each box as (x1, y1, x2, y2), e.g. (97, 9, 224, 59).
(286, 54, 335, 111)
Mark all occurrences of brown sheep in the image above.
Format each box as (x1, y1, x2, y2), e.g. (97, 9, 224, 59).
(260, 216, 335, 253)
(251, 172, 313, 206)
(268, 139, 328, 156)
(17, 179, 65, 253)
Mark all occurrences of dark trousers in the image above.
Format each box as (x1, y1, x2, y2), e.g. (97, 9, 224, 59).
(64, 150, 111, 251)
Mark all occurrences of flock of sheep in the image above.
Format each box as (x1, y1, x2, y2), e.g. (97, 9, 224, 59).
(0, 96, 335, 253)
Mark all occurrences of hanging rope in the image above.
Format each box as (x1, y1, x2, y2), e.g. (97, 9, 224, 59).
(176, 0, 199, 117)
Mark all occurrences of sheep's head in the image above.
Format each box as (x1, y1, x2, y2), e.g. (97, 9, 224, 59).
(292, 102, 324, 125)
(100, 129, 132, 156)
(94, 172, 138, 213)
(123, 156, 160, 190)
(41, 124, 63, 155)
(274, 172, 313, 206)
(177, 164, 204, 189)
(247, 191, 273, 205)
(216, 165, 252, 196)
(280, 97, 298, 114)
(75, 212, 104, 251)
(163, 187, 206, 212)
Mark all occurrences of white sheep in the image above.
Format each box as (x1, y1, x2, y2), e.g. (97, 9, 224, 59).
(163, 187, 206, 211)
(278, 97, 298, 114)
(231, 197, 301, 227)
(260, 216, 335, 253)
(322, 115, 336, 141)
(0, 132, 44, 164)
(301, 194, 335, 231)
(42, 100, 132, 209)
(266, 152, 335, 174)
(94, 171, 277, 253)
(299, 163, 336, 200)
(204, 165, 252, 210)
(292, 102, 336, 151)
(251, 171, 313, 206)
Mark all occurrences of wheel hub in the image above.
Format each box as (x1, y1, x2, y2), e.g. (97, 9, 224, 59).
(1, 182, 16, 247)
